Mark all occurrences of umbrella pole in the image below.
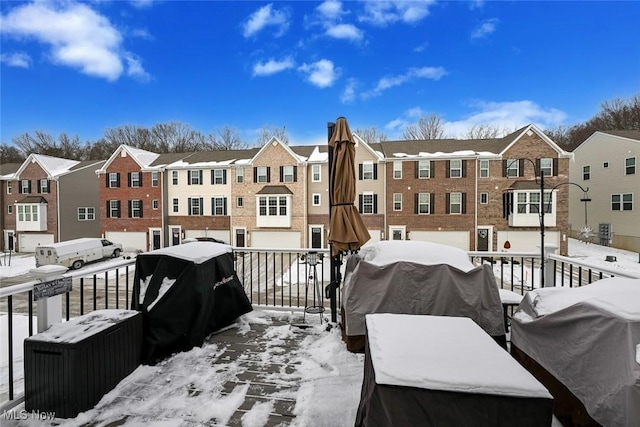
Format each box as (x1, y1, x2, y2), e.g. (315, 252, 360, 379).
(327, 121, 339, 323)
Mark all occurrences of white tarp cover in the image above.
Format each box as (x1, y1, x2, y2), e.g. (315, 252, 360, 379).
(342, 241, 504, 339)
(511, 277, 640, 427)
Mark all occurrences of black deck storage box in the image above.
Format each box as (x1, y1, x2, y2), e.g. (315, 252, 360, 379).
(24, 309, 142, 418)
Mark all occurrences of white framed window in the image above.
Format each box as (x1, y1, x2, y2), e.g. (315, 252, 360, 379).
(39, 179, 49, 193)
(418, 160, 430, 179)
(17, 205, 23, 221)
(312, 164, 321, 182)
(417, 193, 430, 214)
(172, 198, 179, 213)
(312, 193, 321, 206)
(282, 165, 295, 182)
(21, 179, 30, 193)
(393, 193, 402, 211)
(361, 193, 374, 214)
(257, 166, 268, 183)
(612, 193, 633, 211)
(151, 172, 159, 187)
(189, 198, 202, 215)
(258, 196, 288, 217)
(506, 159, 519, 177)
(189, 170, 202, 185)
(393, 161, 402, 179)
(7, 205, 13, 214)
(449, 192, 462, 214)
(237, 197, 243, 207)
(236, 167, 244, 183)
(479, 160, 489, 178)
(625, 157, 636, 175)
(480, 192, 488, 204)
(449, 159, 462, 178)
(362, 162, 374, 180)
(517, 192, 552, 214)
(109, 173, 119, 188)
(131, 200, 142, 218)
(583, 165, 591, 180)
(18, 205, 38, 221)
(109, 200, 120, 218)
(540, 158, 553, 176)
(130, 172, 141, 187)
(279, 196, 287, 215)
(7, 182, 12, 194)
(77, 207, 95, 221)
(212, 196, 226, 216)
(153, 199, 159, 210)
(172, 171, 178, 185)
(212, 169, 226, 185)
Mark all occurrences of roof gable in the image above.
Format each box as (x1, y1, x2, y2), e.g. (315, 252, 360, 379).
(575, 130, 640, 152)
(97, 145, 161, 173)
(250, 137, 302, 164)
(15, 154, 81, 179)
(499, 124, 570, 158)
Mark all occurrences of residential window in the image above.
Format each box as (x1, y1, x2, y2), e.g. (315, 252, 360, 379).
(237, 197, 243, 208)
(18, 205, 23, 221)
(212, 197, 226, 216)
(109, 173, 119, 188)
(17, 205, 38, 221)
(544, 192, 552, 213)
(312, 164, 321, 182)
(449, 159, 462, 178)
(583, 165, 591, 180)
(258, 196, 288, 217)
(393, 161, 402, 179)
(130, 200, 142, 218)
(506, 159, 519, 177)
(151, 172, 159, 187)
(479, 160, 489, 178)
(212, 169, 226, 185)
(173, 198, 179, 213)
(361, 193, 374, 214)
(21, 179, 30, 193)
(282, 165, 295, 183)
(480, 192, 488, 204)
(7, 182, 12, 194)
(625, 157, 636, 175)
(312, 193, 321, 206)
(130, 172, 141, 187)
(362, 162, 374, 180)
(189, 198, 202, 215)
(449, 192, 462, 214)
(257, 166, 268, 183)
(612, 193, 633, 211)
(24, 206, 31, 221)
(8, 205, 13, 214)
(517, 192, 552, 214)
(603, 162, 609, 168)
(172, 171, 178, 185)
(417, 193, 430, 214)
(39, 179, 49, 193)
(77, 207, 95, 221)
(153, 199, 159, 210)
(109, 200, 120, 218)
(418, 160, 430, 178)
(236, 167, 244, 183)
(540, 158, 553, 176)
(189, 170, 202, 185)
(393, 193, 402, 211)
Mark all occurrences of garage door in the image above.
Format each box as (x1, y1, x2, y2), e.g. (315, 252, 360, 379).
(363, 230, 381, 247)
(497, 231, 560, 253)
(106, 232, 147, 252)
(19, 233, 54, 253)
(409, 231, 470, 251)
(251, 231, 301, 249)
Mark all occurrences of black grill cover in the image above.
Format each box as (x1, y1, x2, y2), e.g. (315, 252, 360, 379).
(132, 242, 252, 364)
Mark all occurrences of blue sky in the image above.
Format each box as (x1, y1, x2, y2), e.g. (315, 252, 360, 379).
(1, 1, 639, 147)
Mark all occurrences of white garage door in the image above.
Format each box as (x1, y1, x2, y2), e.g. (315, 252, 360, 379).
(106, 232, 147, 252)
(409, 231, 470, 251)
(497, 231, 560, 254)
(19, 233, 54, 253)
(251, 231, 301, 249)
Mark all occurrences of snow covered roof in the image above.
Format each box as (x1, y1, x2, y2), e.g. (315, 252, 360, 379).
(142, 241, 231, 263)
(14, 154, 81, 179)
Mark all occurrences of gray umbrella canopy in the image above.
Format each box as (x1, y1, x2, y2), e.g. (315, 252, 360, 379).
(328, 117, 371, 256)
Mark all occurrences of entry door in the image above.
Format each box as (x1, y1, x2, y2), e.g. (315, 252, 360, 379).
(477, 228, 489, 251)
(171, 227, 181, 246)
(235, 229, 246, 247)
(4, 231, 15, 251)
(152, 230, 161, 250)
(311, 227, 322, 249)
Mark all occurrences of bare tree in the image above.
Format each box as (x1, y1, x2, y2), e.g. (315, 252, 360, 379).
(11, 131, 86, 160)
(150, 122, 206, 153)
(103, 125, 152, 150)
(544, 126, 572, 149)
(208, 126, 248, 150)
(354, 126, 388, 144)
(256, 125, 289, 146)
(463, 124, 504, 139)
(0, 143, 26, 163)
(402, 114, 445, 140)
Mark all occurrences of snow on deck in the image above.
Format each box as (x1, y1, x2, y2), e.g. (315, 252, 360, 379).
(142, 241, 231, 263)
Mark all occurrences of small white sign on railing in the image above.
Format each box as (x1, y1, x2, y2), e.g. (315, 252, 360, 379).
(33, 277, 73, 301)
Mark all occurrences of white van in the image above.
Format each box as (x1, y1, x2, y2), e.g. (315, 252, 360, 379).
(35, 238, 124, 270)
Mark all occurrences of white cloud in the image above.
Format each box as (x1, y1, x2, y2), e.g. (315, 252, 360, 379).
(130, 0, 154, 9)
(317, 0, 344, 20)
(340, 78, 357, 103)
(0, 2, 148, 81)
(469, 0, 485, 10)
(325, 23, 363, 41)
(130, 28, 153, 40)
(125, 53, 150, 82)
(471, 18, 499, 39)
(360, 0, 435, 26)
(413, 42, 429, 53)
(444, 100, 567, 137)
(298, 59, 338, 88)
(0, 52, 31, 68)
(252, 57, 295, 76)
(242, 4, 289, 38)
(364, 66, 447, 98)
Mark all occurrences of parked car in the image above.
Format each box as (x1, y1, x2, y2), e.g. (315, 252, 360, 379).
(182, 237, 227, 244)
(35, 238, 123, 270)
